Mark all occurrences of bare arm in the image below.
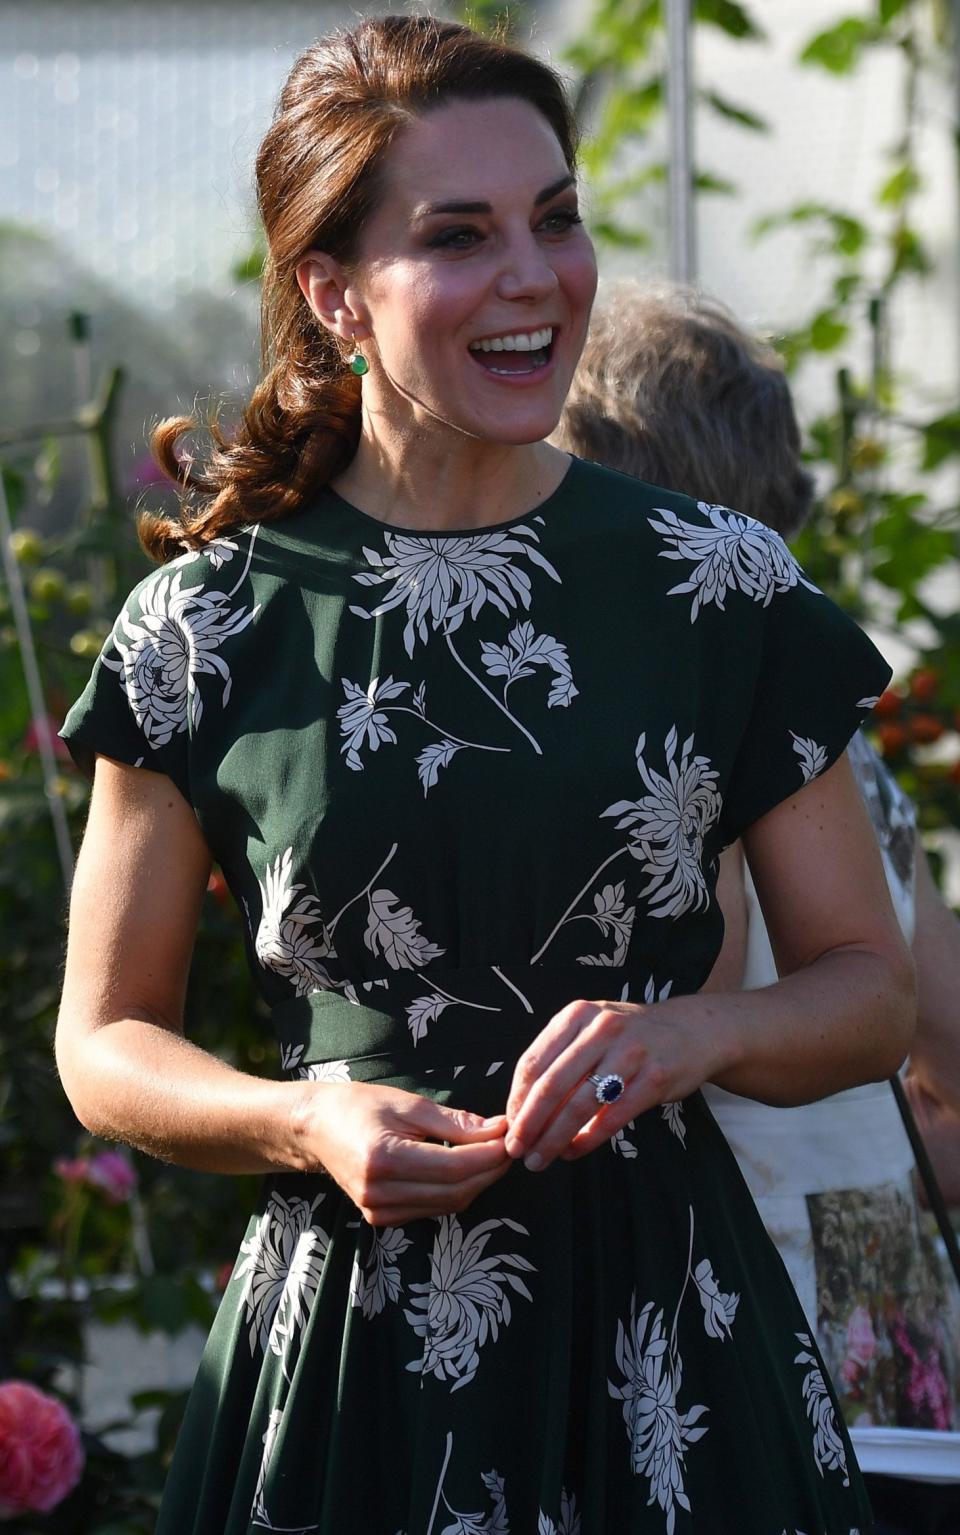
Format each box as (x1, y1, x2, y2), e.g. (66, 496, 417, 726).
(505, 753, 915, 1168)
(56, 758, 509, 1223)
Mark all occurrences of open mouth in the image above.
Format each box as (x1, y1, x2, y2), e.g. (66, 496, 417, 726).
(468, 326, 555, 377)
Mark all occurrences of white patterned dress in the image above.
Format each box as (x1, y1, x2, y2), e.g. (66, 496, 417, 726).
(62, 457, 890, 1534)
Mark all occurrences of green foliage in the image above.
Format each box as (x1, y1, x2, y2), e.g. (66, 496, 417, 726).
(800, 16, 884, 73)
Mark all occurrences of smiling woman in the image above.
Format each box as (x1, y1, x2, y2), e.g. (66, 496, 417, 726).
(55, 14, 913, 1535)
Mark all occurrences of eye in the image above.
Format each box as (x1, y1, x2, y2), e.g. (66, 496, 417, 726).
(427, 225, 484, 251)
(539, 208, 583, 235)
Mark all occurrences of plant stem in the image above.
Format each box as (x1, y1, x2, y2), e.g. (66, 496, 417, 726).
(444, 630, 542, 754)
(530, 847, 627, 965)
(328, 843, 398, 935)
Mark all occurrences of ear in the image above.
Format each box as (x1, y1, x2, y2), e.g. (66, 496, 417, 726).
(296, 252, 370, 343)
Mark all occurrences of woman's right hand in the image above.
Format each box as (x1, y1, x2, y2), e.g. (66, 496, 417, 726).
(290, 1081, 512, 1226)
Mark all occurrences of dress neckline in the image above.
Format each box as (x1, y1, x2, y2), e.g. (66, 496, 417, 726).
(321, 455, 582, 540)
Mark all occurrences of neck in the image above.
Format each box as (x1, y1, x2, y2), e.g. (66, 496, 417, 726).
(331, 399, 570, 532)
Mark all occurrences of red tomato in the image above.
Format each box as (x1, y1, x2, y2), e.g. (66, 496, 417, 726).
(874, 689, 903, 719)
(910, 669, 940, 703)
(878, 723, 909, 757)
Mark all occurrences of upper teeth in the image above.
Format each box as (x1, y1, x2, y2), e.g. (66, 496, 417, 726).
(470, 327, 553, 353)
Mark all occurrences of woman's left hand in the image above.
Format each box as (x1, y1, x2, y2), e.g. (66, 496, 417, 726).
(504, 997, 726, 1171)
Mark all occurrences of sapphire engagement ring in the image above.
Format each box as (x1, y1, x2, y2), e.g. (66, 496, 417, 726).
(587, 1072, 625, 1106)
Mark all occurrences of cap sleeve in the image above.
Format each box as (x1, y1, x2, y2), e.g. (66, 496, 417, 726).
(60, 562, 196, 803)
(717, 549, 892, 845)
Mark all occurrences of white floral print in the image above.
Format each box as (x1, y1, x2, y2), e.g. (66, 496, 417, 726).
(608, 1294, 708, 1535)
(256, 848, 338, 996)
(350, 524, 561, 658)
(350, 1227, 413, 1320)
(790, 732, 829, 784)
(479, 621, 577, 709)
(280, 1044, 352, 1084)
(602, 728, 721, 919)
(650, 501, 820, 622)
(693, 1259, 740, 1340)
(439, 1469, 509, 1535)
(236, 1192, 329, 1370)
(104, 566, 258, 746)
(538, 1490, 581, 1535)
(338, 676, 406, 770)
(365, 887, 445, 970)
(405, 1215, 535, 1391)
(794, 1333, 850, 1486)
(250, 1408, 319, 1532)
(576, 882, 636, 967)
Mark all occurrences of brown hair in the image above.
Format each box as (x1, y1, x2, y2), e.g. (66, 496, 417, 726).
(142, 16, 579, 563)
(553, 279, 814, 539)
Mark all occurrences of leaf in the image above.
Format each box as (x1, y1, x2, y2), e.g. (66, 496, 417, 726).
(365, 888, 445, 970)
(700, 89, 768, 131)
(405, 992, 452, 1044)
(809, 310, 850, 352)
(694, 170, 737, 197)
(416, 739, 464, 795)
(878, 162, 921, 207)
(694, 0, 766, 40)
(921, 412, 960, 471)
(800, 17, 879, 73)
(879, 0, 911, 22)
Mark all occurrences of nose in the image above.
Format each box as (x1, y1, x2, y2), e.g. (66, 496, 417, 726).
(495, 227, 560, 304)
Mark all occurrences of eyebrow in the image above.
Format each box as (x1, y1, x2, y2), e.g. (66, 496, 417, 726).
(413, 173, 576, 219)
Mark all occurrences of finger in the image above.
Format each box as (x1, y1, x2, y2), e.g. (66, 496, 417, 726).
(563, 1072, 672, 1162)
(505, 1000, 599, 1123)
(400, 1097, 508, 1145)
(358, 1155, 514, 1226)
(381, 1135, 511, 1184)
(507, 1009, 628, 1156)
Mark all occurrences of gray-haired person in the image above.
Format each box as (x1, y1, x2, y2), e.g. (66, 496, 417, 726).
(554, 279, 960, 1535)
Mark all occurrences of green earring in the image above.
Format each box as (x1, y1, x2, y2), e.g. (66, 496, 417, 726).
(348, 344, 369, 377)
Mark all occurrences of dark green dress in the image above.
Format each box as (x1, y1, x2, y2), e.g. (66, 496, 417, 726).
(62, 457, 890, 1535)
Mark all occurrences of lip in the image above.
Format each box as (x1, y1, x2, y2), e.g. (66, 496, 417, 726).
(466, 324, 560, 387)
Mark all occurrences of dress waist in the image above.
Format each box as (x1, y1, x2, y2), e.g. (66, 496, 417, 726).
(269, 961, 639, 1079)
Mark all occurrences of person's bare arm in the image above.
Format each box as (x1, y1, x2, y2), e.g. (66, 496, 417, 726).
(700, 843, 747, 993)
(505, 754, 915, 1169)
(56, 758, 510, 1223)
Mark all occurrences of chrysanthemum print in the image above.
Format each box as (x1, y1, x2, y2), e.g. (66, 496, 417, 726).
(608, 1209, 740, 1534)
(236, 1192, 329, 1372)
(649, 501, 820, 622)
(538, 1490, 581, 1535)
(104, 567, 259, 746)
(350, 1226, 413, 1321)
(405, 1215, 535, 1392)
(601, 729, 721, 920)
(256, 849, 338, 996)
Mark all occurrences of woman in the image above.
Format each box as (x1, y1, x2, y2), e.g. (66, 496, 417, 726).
(554, 278, 960, 1530)
(56, 18, 913, 1534)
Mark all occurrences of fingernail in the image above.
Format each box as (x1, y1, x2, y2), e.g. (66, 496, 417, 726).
(505, 1135, 522, 1158)
(524, 1151, 544, 1172)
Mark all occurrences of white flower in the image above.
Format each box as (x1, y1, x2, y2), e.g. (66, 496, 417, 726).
(405, 1214, 535, 1391)
(236, 1192, 329, 1367)
(349, 1226, 413, 1320)
(538, 1489, 581, 1535)
(608, 1295, 708, 1534)
(602, 729, 721, 919)
(104, 568, 258, 747)
(790, 732, 829, 784)
(278, 1044, 351, 1082)
(337, 676, 408, 771)
(693, 1258, 739, 1340)
(350, 525, 561, 658)
(650, 501, 820, 623)
(417, 739, 465, 795)
(661, 1102, 686, 1146)
(255, 848, 337, 996)
(406, 992, 454, 1044)
(794, 1333, 850, 1485)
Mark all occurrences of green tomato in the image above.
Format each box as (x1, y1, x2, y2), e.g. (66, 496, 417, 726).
(8, 529, 44, 565)
(29, 567, 67, 603)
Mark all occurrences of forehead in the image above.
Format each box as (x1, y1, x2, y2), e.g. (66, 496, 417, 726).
(379, 96, 571, 211)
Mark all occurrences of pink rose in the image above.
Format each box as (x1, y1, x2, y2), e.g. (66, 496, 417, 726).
(86, 1149, 137, 1204)
(0, 1381, 84, 1518)
(845, 1305, 877, 1367)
